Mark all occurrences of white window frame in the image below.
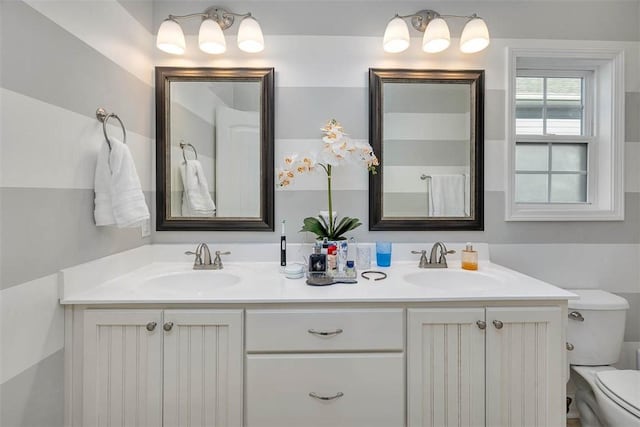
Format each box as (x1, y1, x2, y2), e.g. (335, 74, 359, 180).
(505, 48, 625, 221)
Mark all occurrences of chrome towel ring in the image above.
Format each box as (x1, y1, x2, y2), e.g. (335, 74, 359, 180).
(179, 141, 198, 162)
(96, 107, 126, 150)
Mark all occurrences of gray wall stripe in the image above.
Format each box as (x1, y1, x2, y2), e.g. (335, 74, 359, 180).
(0, 349, 64, 427)
(616, 292, 640, 341)
(276, 87, 369, 139)
(152, 190, 640, 245)
(383, 140, 469, 166)
(152, 1, 640, 41)
(385, 84, 470, 114)
(116, 0, 154, 34)
(0, 0, 153, 138)
(1, 188, 150, 290)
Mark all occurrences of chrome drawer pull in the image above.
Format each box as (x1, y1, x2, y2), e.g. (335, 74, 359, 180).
(493, 320, 504, 329)
(308, 328, 343, 337)
(476, 320, 486, 330)
(145, 322, 157, 332)
(569, 311, 585, 322)
(309, 392, 344, 401)
(163, 322, 174, 332)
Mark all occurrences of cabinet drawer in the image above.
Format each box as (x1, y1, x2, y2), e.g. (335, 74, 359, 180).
(246, 353, 404, 427)
(245, 309, 403, 352)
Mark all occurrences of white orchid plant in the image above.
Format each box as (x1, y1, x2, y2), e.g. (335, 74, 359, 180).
(277, 119, 379, 240)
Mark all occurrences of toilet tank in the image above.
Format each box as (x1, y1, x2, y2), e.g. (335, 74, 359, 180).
(567, 290, 629, 366)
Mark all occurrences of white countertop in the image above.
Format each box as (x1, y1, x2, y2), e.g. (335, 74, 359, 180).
(59, 244, 576, 304)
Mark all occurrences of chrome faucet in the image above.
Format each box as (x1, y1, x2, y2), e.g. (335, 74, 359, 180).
(185, 244, 231, 270)
(412, 242, 456, 268)
(186, 243, 212, 270)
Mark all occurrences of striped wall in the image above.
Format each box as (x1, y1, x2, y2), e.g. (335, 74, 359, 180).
(0, 1, 638, 426)
(151, 0, 640, 365)
(0, 1, 153, 425)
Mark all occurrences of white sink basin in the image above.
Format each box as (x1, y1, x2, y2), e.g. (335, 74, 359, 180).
(403, 269, 508, 292)
(140, 270, 241, 293)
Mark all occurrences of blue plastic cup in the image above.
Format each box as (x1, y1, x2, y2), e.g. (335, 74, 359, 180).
(376, 241, 392, 267)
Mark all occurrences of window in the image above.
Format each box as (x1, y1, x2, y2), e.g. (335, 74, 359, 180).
(515, 72, 592, 204)
(506, 48, 624, 221)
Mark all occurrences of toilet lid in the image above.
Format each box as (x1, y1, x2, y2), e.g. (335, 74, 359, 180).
(595, 370, 640, 418)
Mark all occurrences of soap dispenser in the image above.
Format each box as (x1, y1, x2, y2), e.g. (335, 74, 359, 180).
(461, 243, 478, 271)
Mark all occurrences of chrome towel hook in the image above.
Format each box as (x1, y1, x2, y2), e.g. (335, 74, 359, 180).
(96, 107, 127, 150)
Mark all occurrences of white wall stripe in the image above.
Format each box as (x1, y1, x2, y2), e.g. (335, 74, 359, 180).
(23, 0, 154, 86)
(155, 36, 639, 91)
(0, 88, 152, 191)
(0, 273, 64, 384)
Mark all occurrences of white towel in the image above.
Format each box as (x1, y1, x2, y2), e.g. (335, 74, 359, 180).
(180, 159, 216, 217)
(94, 138, 150, 227)
(428, 174, 466, 217)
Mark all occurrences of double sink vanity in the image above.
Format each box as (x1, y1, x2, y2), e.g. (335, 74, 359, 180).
(61, 243, 574, 427)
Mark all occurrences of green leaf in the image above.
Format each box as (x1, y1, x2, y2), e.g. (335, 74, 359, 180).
(299, 216, 328, 238)
(331, 216, 362, 239)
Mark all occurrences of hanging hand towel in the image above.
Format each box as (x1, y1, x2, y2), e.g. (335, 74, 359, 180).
(180, 159, 216, 217)
(428, 174, 466, 217)
(94, 138, 150, 227)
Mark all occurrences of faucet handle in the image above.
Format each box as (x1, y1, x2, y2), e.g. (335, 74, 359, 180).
(411, 250, 429, 268)
(185, 250, 202, 264)
(212, 251, 230, 269)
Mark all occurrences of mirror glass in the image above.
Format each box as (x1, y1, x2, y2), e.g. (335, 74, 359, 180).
(369, 69, 484, 230)
(156, 68, 274, 231)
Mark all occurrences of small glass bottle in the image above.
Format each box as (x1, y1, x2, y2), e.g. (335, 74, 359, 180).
(461, 242, 478, 271)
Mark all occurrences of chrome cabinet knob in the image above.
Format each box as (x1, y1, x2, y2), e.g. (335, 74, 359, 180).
(163, 322, 174, 332)
(476, 320, 486, 330)
(493, 320, 504, 329)
(566, 342, 575, 351)
(146, 322, 157, 332)
(569, 311, 585, 322)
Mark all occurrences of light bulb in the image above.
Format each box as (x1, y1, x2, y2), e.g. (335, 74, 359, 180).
(199, 18, 226, 54)
(156, 18, 185, 55)
(383, 16, 410, 53)
(237, 16, 264, 53)
(460, 17, 490, 53)
(422, 17, 450, 53)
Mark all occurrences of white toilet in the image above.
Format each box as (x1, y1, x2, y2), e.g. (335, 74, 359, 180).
(567, 289, 640, 427)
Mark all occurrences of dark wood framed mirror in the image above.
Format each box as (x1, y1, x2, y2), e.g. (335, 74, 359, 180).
(369, 68, 484, 231)
(156, 67, 274, 231)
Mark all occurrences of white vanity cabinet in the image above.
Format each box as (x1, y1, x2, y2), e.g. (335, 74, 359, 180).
(78, 309, 242, 427)
(407, 306, 564, 427)
(244, 309, 405, 427)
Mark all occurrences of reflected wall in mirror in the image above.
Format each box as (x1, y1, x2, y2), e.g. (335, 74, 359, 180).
(156, 67, 274, 231)
(369, 69, 484, 230)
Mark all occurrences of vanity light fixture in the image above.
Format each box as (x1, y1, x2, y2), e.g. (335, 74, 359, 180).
(156, 7, 264, 55)
(383, 10, 489, 54)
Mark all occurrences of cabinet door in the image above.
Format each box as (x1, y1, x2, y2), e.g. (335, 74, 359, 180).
(485, 306, 563, 427)
(162, 310, 243, 427)
(82, 309, 163, 427)
(407, 308, 486, 427)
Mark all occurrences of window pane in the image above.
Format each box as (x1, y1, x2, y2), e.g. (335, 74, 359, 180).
(550, 174, 587, 202)
(516, 143, 549, 171)
(546, 78, 583, 135)
(552, 144, 587, 172)
(516, 77, 544, 135)
(516, 174, 548, 202)
(516, 77, 543, 100)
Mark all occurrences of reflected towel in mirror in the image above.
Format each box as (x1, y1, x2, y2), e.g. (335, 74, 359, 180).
(180, 159, 216, 216)
(428, 174, 468, 217)
(94, 137, 150, 227)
